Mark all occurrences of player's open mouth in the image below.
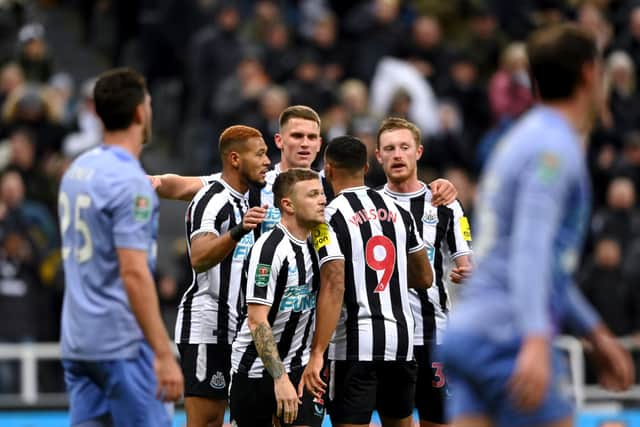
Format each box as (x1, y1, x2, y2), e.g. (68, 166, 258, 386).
(391, 163, 406, 171)
(298, 151, 311, 157)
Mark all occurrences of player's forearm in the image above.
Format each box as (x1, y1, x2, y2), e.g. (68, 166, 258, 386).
(563, 285, 601, 337)
(407, 249, 432, 289)
(250, 320, 286, 380)
(509, 186, 565, 336)
(122, 267, 174, 359)
(311, 261, 345, 356)
(190, 232, 238, 273)
(154, 174, 203, 201)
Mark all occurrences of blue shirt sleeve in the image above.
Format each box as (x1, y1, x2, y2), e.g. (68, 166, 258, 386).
(109, 174, 156, 251)
(509, 148, 572, 337)
(562, 285, 601, 336)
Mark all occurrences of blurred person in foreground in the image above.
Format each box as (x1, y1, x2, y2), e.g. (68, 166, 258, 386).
(441, 24, 634, 427)
(58, 68, 183, 427)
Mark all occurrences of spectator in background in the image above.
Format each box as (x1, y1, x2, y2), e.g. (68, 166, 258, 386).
(591, 176, 640, 250)
(46, 72, 75, 126)
(463, 5, 508, 83)
(613, 131, 640, 193)
(1, 85, 67, 162)
(255, 85, 289, 158)
(488, 42, 534, 124)
(261, 21, 298, 84)
(285, 51, 336, 114)
(602, 51, 640, 135)
(6, 128, 57, 210)
(308, 13, 349, 84)
(0, 62, 24, 109)
(614, 4, 640, 76)
(422, 100, 473, 173)
(580, 236, 640, 338)
(344, 0, 405, 83)
(213, 54, 271, 131)
(242, 0, 283, 45)
(62, 77, 102, 159)
(0, 170, 57, 252)
(16, 23, 53, 83)
(577, 2, 614, 54)
(188, 2, 245, 119)
(394, 14, 452, 95)
(443, 50, 491, 145)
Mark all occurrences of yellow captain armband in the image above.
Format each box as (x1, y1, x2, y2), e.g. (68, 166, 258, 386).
(312, 223, 330, 250)
(460, 216, 472, 241)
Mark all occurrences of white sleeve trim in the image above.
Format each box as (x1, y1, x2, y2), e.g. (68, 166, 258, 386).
(190, 228, 219, 241)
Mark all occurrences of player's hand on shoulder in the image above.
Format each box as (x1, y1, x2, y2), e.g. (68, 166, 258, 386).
(243, 204, 268, 230)
(588, 326, 634, 391)
(430, 178, 457, 206)
(274, 374, 301, 424)
(154, 352, 184, 402)
(148, 175, 161, 190)
(508, 335, 550, 411)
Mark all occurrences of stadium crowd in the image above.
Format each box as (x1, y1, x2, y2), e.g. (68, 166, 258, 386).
(0, 0, 639, 396)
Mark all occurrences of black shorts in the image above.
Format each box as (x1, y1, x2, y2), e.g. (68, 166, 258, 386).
(178, 343, 231, 399)
(415, 343, 450, 423)
(327, 360, 418, 424)
(229, 366, 325, 427)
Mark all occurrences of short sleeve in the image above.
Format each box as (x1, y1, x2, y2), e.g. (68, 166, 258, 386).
(447, 200, 473, 260)
(245, 239, 281, 306)
(110, 174, 156, 251)
(314, 210, 345, 267)
(189, 190, 230, 240)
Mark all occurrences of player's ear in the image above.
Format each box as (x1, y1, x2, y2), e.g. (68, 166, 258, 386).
(133, 103, 145, 125)
(274, 133, 284, 150)
(375, 148, 383, 165)
(229, 151, 240, 168)
(416, 143, 424, 161)
(281, 196, 294, 214)
(363, 162, 369, 174)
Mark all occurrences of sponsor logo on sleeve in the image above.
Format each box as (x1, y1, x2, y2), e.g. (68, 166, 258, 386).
(134, 195, 152, 221)
(255, 263, 271, 287)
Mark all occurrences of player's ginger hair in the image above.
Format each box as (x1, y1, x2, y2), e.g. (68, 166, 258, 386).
(218, 125, 263, 158)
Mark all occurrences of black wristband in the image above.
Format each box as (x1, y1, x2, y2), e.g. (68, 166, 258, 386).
(229, 223, 250, 241)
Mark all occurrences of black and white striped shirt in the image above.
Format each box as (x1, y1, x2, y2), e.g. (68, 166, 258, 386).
(382, 183, 472, 345)
(202, 163, 334, 237)
(316, 186, 425, 361)
(231, 223, 319, 378)
(175, 178, 253, 345)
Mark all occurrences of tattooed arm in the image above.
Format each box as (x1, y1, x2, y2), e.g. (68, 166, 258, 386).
(248, 303, 300, 423)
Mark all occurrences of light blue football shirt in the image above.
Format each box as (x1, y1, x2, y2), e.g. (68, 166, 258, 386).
(449, 106, 600, 341)
(59, 145, 159, 360)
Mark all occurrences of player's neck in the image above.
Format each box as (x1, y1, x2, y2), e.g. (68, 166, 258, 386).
(386, 176, 423, 194)
(220, 170, 249, 194)
(280, 216, 310, 241)
(331, 176, 365, 195)
(103, 129, 143, 158)
(545, 96, 593, 140)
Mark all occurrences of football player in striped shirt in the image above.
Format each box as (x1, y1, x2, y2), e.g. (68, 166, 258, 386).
(301, 136, 433, 427)
(376, 117, 472, 427)
(230, 168, 326, 427)
(175, 125, 270, 427)
(149, 106, 458, 225)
